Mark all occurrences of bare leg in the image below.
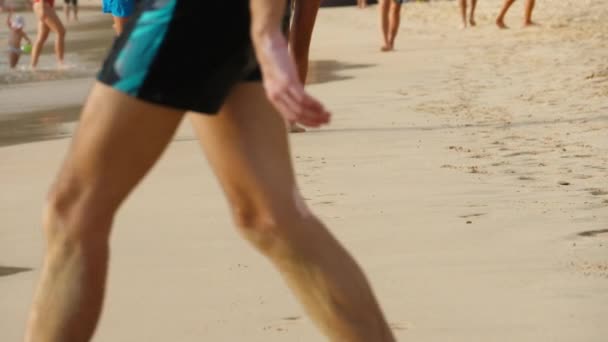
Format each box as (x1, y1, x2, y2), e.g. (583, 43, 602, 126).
(286, 0, 321, 133)
(73, 4, 78, 21)
(64, 4, 69, 22)
(379, 0, 391, 51)
(459, 0, 467, 28)
(8, 52, 20, 68)
(24, 83, 184, 342)
(496, 0, 515, 29)
(189, 83, 395, 342)
(112, 16, 130, 36)
(290, 0, 321, 83)
(31, 19, 50, 68)
(469, 0, 477, 26)
(357, 0, 367, 9)
(387, 2, 402, 49)
(523, 0, 536, 26)
(41, 6, 66, 66)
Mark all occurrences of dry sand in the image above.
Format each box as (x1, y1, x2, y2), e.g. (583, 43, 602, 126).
(1, 0, 607, 341)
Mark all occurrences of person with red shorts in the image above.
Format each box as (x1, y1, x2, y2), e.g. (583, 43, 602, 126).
(31, 0, 65, 68)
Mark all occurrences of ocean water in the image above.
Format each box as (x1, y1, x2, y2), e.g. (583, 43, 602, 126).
(1, 5, 113, 147)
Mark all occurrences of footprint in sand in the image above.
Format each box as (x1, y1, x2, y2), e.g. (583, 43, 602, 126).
(459, 213, 486, 219)
(262, 316, 302, 333)
(390, 321, 409, 331)
(586, 188, 608, 196)
(577, 229, 608, 238)
(503, 151, 540, 158)
(518, 176, 536, 181)
(571, 260, 608, 279)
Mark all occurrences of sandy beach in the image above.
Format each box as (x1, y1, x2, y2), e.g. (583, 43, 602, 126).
(1, 0, 607, 341)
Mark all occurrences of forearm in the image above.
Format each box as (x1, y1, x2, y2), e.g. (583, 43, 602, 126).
(250, 0, 285, 45)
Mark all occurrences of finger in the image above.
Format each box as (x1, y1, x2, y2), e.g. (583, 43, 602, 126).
(287, 86, 330, 122)
(287, 94, 330, 126)
(269, 94, 297, 123)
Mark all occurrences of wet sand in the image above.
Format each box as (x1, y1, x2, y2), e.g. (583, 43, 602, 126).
(0, 5, 112, 146)
(1, 1, 607, 341)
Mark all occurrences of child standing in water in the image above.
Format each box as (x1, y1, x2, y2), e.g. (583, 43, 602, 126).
(6, 9, 32, 68)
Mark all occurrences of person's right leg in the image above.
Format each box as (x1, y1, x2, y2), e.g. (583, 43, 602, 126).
(73, 0, 79, 21)
(523, 0, 536, 26)
(496, 0, 515, 29)
(379, 0, 391, 51)
(189, 83, 395, 342)
(63, 3, 70, 21)
(30, 16, 50, 68)
(24, 83, 185, 342)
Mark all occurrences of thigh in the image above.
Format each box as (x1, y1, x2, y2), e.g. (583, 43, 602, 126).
(42, 6, 65, 34)
(54, 82, 185, 212)
(189, 83, 302, 216)
(112, 0, 135, 18)
(36, 19, 50, 40)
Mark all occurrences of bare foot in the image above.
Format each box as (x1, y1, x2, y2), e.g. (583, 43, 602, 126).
(496, 18, 508, 29)
(523, 21, 539, 28)
(289, 123, 306, 133)
(469, 18, 476, 27)
(381, 44, 393, 52)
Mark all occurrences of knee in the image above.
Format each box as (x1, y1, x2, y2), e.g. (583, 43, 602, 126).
(228, 195, 312, 254)
(43, 174, 115, 245)
(57, 27, 66, 39)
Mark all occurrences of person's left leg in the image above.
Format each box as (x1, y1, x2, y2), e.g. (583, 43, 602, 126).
(112, 16, 129, 35)
(387, 1, 402, 50)
(189, 83, 396, 342)
(111, 0, 134, 35)
(523, 0, 536, 26)
(469, 0, 478, 26)
(496, 0, 515, 29)
(459, 0, 467, 28)
(286, 0, 321, 133)
(8, 51, 20, 68)
(41, 6, 66, 65)
(289, 0, 321, 83)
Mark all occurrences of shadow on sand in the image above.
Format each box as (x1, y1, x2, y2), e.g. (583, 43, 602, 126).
(307, 60, 376, 85)
(0, 265, 33, 277)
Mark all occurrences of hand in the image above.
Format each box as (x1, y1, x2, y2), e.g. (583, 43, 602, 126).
(254, 31, 331, 128)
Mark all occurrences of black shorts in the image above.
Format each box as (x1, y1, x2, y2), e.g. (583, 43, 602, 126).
(64, 0, 77, 5)
(97, 0, 262, 114)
